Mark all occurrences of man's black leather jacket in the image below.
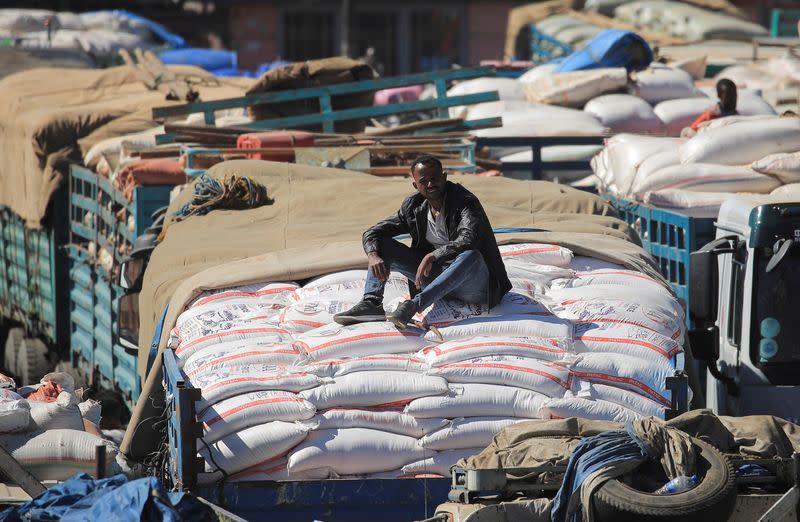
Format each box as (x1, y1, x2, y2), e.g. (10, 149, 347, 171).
(363, 181, 511, 308)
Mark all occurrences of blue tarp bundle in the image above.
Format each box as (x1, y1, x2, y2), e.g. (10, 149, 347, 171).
(0, 473, 215, 522)
(159, 48, 238, 73)
(83, 10, 187, 49)
(553, 29, 652, 73)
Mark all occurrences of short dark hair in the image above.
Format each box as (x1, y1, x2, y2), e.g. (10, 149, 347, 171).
(716, 78, 736, 97)
(410, 155, 443, 176)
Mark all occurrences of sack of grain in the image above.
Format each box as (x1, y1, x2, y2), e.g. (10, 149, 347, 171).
(680, 118, 800, 165)
(543, 395, 642, 422)
(752, 151, 800, 184)
(630, 67, 704, 104)
(428, 355, 571, 397)
(447, 78, 525, 119)
(524, 68, 628, 107)
(78, 399, 102, 426)
(517, 63, 559, 84)
(173, 325, 294, 362)
(631, 163, 781, 196)
(290, 276, 408, 304)
(600, 134, 685, 195)
(295, 322, 427, 361)
(190, 365, 324, 408)
(200, 421, 309, 475)
(419, 417, 526, 450)
(299, 354, 429, 378)
(654, 97, 716, 136)
(401, 448, 483, 477)
(279, 298, 361, 333)
(634, 148, 682, 185)
(771, 183, 800, 197)
(287, 428, 427, 476)
(189, 282, 299, 309)
(552, 268, 671, 296)
(670, 56, 707, 80)
(181, 341, 302, 376)
(424, 314, 572, 343)
(552, 298, 684, 340)
(300, 370, 449, 410)
(0, 389, 29, 434)
(573, 324, 683, 362)
(417, 292, 551, 328)
(643, 189, 734, 210)
(580, 382, 666, 418)
(28, 391, 84, 432)
(584, 94, 664, 134)
(419, 336, 568, 367)
(566, 256, 626, 272)
(309, 408, 447, 437)
(199, 391, 315, 445)
(405, 383, 548, 419)
(569, 352, 675, 406)
(499, 243, 573, 267)
(547, 285, 684, 319)
(0, 429, 117, 481)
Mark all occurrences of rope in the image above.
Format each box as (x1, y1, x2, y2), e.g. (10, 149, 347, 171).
(174, 174, 272, 221)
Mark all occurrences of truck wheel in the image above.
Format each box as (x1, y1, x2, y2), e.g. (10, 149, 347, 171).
(3, 328, 23, 377)
(593, 438, 735, 522)
(16, 337, 50, 386)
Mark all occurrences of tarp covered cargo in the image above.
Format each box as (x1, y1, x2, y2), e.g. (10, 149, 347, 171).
(122, 161, 673, 458)
(554, 29, 652, 73)
(0, 64, 252, 228)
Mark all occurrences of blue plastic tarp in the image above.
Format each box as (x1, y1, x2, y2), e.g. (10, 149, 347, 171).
(553, 29, 652, 73)
(159, 48, 237, 72)
(0, 473, 214, 522)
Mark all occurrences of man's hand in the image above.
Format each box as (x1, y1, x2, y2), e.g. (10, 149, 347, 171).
(368, 251, 389, 282)
(415, 253, 436, 289)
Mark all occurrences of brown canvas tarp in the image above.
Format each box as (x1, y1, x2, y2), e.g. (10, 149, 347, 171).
(121, 160, 669, 458)
(0, 65, 252, 228)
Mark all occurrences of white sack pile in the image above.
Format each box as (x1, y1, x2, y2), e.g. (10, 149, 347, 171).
(171, 243, 685, 484)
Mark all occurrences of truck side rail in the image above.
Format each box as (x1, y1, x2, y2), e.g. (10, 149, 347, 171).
(475, 135, 606, 180)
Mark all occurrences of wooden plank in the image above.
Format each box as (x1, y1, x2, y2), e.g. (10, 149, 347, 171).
(0, 444, 45, 498)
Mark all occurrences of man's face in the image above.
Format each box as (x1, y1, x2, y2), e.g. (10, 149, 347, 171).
(412, 163, 447, 203)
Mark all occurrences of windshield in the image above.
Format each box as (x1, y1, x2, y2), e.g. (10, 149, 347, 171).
(750, 246, 800, 384)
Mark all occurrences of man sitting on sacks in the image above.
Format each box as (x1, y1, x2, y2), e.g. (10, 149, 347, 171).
(334, 155, 511, 328)
(682, 78, 738, 137)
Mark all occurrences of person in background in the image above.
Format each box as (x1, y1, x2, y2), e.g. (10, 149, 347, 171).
(683, 78, 738, 136)
(333, 155, 511, 328)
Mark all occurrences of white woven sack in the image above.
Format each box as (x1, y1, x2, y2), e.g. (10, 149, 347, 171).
(419, 336, 569, 367)
(181, 341, 302, 375)
(584, 94, 663, 134)
(0, 429, 117, 481)
(447, 77, 525, 118)
(474, 115, 607, 138)
(199, 391, 315, 444)
(173, 325, 293, 362)
(189, 282, 298, 309)
(680, 118, 800, 166)
(629, 67, 704, 104)
(420, 417, 526, 451)
(643, 189, 735, 210)
(28, 391, 84, 432)
(580, 382, 666, 418)
(300, 370, 448, 410)
(295, 322, 427, 361)
(190, 365, 324, 408)
(215, 456, 291, 483)
(546, 285, 684, 319)
(200, 421, 309, 475)
(309, 408, 447, 437)
(77, 399, 102, 427)
(634, 148, 682, 185)
(569, 352, 675, 406)
(405, 383, 548, 419)
(298, 354, 429, 378)
(279, 298, 360, 333)
(428, 355, 571, 398)
(290, 275, 408, 303)
(603, 134, 685, 196)
(425, 314, 572, 343)
(552, 297, 684, 340)
(771, 183, 800, 198)
(543, 396, 642, 422)
(695, 114, 777, 134)
(552, 268, 672, 296)
(502, 262, 574, 294)
(287, 428, 427, 476)
(654, 97, 715, 136)
(499, 243, 573, 267)
(573, 324, 683, 363)
(566, 256, 626, 272)
(517, 64, 558, 84)
(752, 152, 800, 184)
(524, 68, 628, 107)
(172, 302, 284, 345)
(631, 163, 780, 196)
(0, 389, 29, 434)
(417, 292, 551, 328)
(401, 448, 483, 477)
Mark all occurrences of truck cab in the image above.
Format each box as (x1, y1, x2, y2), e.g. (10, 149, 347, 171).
(689, 196, 800, 421)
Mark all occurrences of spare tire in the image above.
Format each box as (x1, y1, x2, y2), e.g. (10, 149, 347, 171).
(593, 437, 735, 522)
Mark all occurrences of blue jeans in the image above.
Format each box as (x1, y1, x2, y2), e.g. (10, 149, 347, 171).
(364, 238, 490, 310)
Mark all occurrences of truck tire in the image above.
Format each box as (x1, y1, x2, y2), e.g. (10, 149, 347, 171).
(3, 328, 23, 376)
(16, 337, 50, 386)
(593, 438, 735, 522)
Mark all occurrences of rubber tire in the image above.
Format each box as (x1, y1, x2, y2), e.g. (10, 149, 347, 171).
(16, 337, 51, 386)
(3, 328, 23, 377)
(593, 437, 736, 522)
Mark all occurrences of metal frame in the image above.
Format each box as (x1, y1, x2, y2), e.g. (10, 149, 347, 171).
(475, 136, 606, 180)
(152, 66, 499, 141)
(529, 25, 572, 65)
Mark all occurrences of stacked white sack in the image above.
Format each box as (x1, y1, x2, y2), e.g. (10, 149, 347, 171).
(182, 243, 681, 482)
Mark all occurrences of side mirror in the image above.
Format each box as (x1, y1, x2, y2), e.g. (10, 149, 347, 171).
(689, 236, 736, 326)
(688, 326, 719, 361)
(118, 256, 147, 292)
(116, 291, 140, 355)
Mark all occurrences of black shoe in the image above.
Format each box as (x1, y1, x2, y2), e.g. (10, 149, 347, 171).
(333, 299, 386, 326)
(386, 300, 419, 329)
